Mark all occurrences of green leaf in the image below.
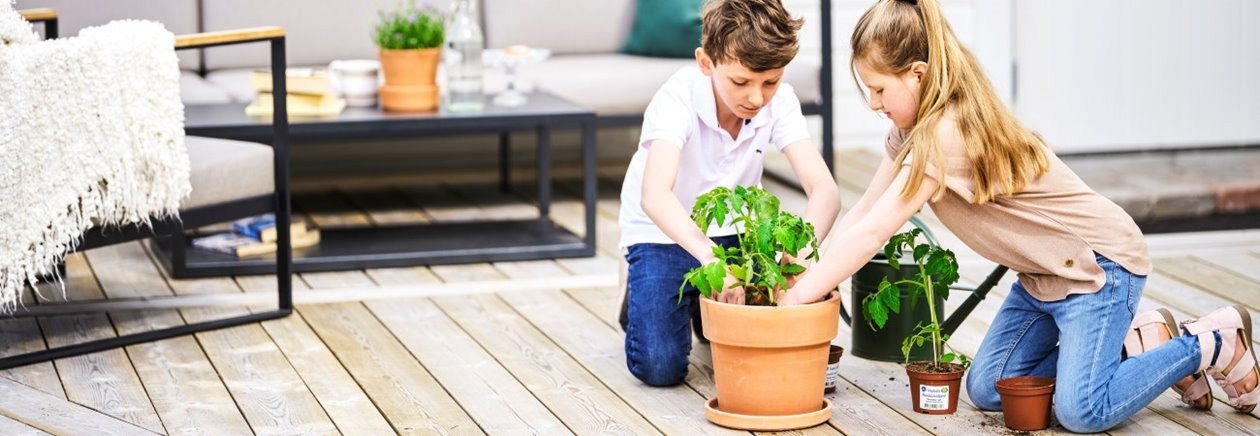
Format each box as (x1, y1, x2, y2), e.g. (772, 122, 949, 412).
(782, 263, 806, 276)
(877, 279, 901, 314)
(942, 353, 956, 363)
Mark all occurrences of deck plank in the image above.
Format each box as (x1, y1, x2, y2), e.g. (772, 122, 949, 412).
(163, 272, 339, 435)
(493, 260, 746, 436)
(0, 374, 158, 435)
(0, 413, 49, 436)
(34, 253, 164, 433)
(0, 286, 64, 399)
(299, 271, 482, 435)
(1154, 256, 1260, 311)
(364, 266, 571, 435)
(86, 242, 253, 434)
(234, 275, 397, 435)
(430, 263, 662, 435)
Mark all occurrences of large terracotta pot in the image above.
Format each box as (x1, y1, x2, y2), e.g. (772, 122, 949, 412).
(701, 291, 839, 430)
(378, 47, 440, 111)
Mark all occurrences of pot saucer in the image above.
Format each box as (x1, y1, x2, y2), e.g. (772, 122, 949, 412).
(704, 398, 831, 431)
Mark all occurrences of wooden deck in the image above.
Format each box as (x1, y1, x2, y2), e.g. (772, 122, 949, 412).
(1, 149, 1258, 435)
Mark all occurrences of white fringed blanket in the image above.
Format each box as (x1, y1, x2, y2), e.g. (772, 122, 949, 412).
(0, 4, 190, 312)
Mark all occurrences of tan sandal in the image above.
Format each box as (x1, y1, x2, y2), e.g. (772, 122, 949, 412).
(1124, 308, 1213, 410)
(1182, 305, 1260, 413)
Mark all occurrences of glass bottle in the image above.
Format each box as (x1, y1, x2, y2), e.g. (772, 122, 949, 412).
(443, 0, 484, 112)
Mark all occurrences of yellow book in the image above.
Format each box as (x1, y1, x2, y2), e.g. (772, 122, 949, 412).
(250, 68, 333, 95)
(245, 93, 346, 117)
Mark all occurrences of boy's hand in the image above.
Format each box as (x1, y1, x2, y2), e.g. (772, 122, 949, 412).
(715, 273, 744, 305)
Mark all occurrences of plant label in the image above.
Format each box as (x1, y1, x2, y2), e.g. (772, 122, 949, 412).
(919, 384, 950, 410)
(825, 363, 840, 389)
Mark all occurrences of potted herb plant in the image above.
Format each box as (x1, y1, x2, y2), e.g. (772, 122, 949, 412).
(374, 1, 444, 111)
(862, 228, 969, 414)
(683, 186, 839, 431)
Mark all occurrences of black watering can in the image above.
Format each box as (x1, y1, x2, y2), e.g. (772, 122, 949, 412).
(838, 217, 1009, 362)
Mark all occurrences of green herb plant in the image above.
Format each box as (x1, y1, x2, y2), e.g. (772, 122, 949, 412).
(861, 229, 971, 369)
(680, 186, 820, 306)
(374, 1, 445, 50)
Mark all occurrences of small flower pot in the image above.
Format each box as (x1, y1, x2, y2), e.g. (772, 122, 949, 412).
(379, 48, 440, 111)
(824, 345, 844, 394)
(905, 362, 965, 414)
(995, 376, 1055, 431)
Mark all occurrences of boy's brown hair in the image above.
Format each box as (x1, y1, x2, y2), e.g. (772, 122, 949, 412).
(701, 0, 803, 72)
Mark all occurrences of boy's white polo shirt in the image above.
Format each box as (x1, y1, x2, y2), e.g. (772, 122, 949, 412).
(619, 66, 811, 248)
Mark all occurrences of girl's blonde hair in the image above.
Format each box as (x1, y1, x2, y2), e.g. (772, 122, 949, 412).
(851, 0, 1048, 204)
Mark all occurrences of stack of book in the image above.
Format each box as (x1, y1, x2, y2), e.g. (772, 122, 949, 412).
(191, 214, 320, 258)
(244, 68, 347, 117)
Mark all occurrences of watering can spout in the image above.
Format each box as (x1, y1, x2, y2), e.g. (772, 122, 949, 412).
(939, 265, 1009, 336)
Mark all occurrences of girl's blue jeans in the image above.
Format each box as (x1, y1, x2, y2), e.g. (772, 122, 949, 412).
(966, 254, 1201, 433)
(623, 236, 739, 386)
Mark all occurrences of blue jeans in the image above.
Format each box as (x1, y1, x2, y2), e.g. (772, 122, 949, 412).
(624, 236, 739, 386)
(966, 254, 1201, 433)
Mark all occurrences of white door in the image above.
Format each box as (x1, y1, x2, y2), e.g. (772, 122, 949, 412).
(1014, 0, 1260, 153)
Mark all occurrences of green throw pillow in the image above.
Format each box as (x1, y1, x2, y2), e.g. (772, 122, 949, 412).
(621, 0, 704, 59)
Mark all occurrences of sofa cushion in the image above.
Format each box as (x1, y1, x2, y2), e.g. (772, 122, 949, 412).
(180, 71, 234, 105)
(621, 0, 702, 58)
(201, 0, 402, 70)
(183, 136, 274, 210)
(519, 54, 820, 116)
(483, 0, 635, 55)
(15, 0, 200, 70)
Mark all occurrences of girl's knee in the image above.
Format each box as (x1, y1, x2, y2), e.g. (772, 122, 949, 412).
(1054, 407, 1110, 434)
(965, 370, 1001, 410)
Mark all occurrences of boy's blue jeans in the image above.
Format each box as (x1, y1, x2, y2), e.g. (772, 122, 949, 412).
(966, 254, 1201, 433)
(624, 236, 739, 386)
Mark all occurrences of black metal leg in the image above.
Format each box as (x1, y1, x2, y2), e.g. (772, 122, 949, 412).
(499, 132, 511, 193)
(536, 125, 551, 219)
(582, 117, 597, 252)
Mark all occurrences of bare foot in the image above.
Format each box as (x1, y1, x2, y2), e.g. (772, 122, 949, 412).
(1157, 325, 1212, 408)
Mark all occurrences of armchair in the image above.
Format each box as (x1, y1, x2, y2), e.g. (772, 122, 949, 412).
(0, 10, 294, 369)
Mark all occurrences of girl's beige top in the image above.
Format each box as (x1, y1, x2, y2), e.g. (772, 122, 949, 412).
(885, 126, 1151, 301)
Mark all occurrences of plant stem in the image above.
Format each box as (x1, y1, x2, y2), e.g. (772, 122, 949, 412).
(921, 267, 941, 367)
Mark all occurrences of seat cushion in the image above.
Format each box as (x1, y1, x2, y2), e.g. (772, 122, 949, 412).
(180, 71, 234, 104)
(200, 0, 401, 70)
(14, 0, 201, 70)
(183, 136, 274, 210)
(202, 66, 327, 103)
(519, 54, 821, 116)
(484, 0, 635, 55)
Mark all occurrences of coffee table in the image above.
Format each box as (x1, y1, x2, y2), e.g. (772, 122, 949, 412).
(158, 91, 597, 277)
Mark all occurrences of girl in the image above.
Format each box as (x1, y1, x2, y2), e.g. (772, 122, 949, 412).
(780, 0, 1258, 431)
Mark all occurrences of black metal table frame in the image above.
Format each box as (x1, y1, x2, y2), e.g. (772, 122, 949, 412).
(160, 97, 598, 278)
(1, 15, 294, 369)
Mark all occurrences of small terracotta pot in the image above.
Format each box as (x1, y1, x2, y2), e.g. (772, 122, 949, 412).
(824, 345, 844, 394)
(996, 376, 1055, 431)
(379, 84, 439, 112)
(379, 48, 440, 111)
(378, 48, 440, 86)
(905, 361, 965, 414)
(701, 291, 840, 430)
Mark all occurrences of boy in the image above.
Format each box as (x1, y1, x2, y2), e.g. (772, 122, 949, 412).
(618, 0, 841, 386)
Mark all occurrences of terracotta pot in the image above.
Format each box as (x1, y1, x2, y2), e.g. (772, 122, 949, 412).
(379, 84, 439, 112)
(824, 345, 844, 394)
(701, 291, 840, 430)
(905, 361, 965, 414)
(378, 48, 440, 111)
(996, 376, 1055, 431)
